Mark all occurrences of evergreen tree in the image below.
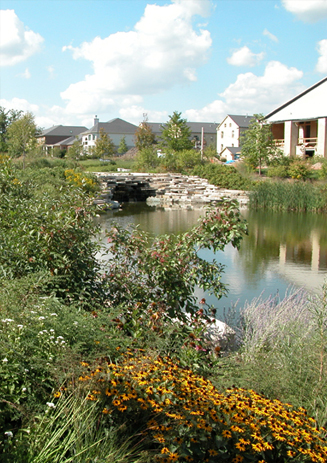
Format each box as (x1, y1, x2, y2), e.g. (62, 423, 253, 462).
(160, 111, 193, 152)
(118, 135, 128, 155)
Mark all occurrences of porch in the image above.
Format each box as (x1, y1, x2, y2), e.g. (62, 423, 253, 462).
(271, 118, 327, 158)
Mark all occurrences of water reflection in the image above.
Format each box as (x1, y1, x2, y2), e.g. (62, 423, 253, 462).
(96, 203, 327, 318)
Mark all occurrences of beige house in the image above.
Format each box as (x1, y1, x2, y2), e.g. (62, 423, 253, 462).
(216, 115, 253, 155)
(265, 76, 327, 158)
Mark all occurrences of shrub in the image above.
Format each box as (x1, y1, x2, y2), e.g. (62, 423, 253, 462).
(288, 160, 311, 180)
(266, 165, 289, 178)
(192, 164, 254, 190)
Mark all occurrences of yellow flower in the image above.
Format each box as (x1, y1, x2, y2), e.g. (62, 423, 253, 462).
(222, 430, 232, 439)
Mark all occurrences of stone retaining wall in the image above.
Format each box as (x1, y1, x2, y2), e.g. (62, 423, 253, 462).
(94, 172, 249, 208)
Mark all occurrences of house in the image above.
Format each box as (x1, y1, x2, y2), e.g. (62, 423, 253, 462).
(220, 146, 241, 162)
(148, 121, 218, 150)
(80, 117, 138, 154)
(216, 115, 253, 155)
(265, 76, 327, 158)
(38, 125, 88, 151)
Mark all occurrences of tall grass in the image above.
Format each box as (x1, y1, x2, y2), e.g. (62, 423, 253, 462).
(249, 180, 327, 212)
(12, 392, 149, 463)
(229, 284, 327, 427)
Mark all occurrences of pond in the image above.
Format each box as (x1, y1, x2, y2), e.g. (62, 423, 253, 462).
(95, 203, 327, 321)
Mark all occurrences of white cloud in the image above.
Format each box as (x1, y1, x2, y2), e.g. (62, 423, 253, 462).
(184, 61, 304, 122)
(282, 0, 327, 22)
(227, 46, 264, 67)
(47, 65, 55, 79)
(263, 29, 278, 43)
(17, 68, 31, 79)
(316, 39, 327, 73)
(61, 0, 212, 118)
(0, 10, 44, 66)
(0, 97, 39, 114)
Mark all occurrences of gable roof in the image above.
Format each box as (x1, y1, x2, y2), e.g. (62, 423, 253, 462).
(227, 115, 253, 128)
(40, 125, 87, 137)
(265, 76, 327, 122)
(222, 146, 241, 155)
(83, 118, 138, 134)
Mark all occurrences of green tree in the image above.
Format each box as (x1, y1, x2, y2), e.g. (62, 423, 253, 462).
(160, 111, 193, 152)
(241, 114, 282, 175)
(66, 137, 83, 159)
(117, 135, 128, 155)
(93, 128, 116, 159)
(7, 112, 38, 167)
(134, 122, 156, 151)
(136, 146, 160, 171)
(0, 107, 23, 153)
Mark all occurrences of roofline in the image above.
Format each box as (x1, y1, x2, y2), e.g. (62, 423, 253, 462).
(264, 76, 327, 120)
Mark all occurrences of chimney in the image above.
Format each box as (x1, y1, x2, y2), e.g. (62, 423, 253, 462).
(94, 115, 99, 126)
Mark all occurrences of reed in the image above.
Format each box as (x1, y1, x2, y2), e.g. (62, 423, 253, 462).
(249, 180, 327, 212)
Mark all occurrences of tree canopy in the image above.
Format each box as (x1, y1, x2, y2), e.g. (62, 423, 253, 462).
(134, 121, 156, 151)
(241, 114, 282, 175)
(160, 111, 193, 151)
(93, 128, 116, 159)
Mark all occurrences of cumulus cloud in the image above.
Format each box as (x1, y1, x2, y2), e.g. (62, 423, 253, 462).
(282, 0, 327, 22)
(227, 46, 264, 67)
(184, 61, 304, 122)
(263, 29, 278, 43)
(61, 0, 212, 117)
(316, 39, 327, 73)
(0, 9, 44, 66)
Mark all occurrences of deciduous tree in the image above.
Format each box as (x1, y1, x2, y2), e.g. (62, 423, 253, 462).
(93, 128, 116, 159)
(241, 114, 282, 175)
(134, 122, 156, 151)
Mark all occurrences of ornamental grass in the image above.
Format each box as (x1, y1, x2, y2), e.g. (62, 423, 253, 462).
(66, 349, 327, 463)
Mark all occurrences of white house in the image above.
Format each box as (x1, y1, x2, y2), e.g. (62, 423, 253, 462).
(265, 76, 327, 158)
(216, 115, 253, 155)
(81, 117, 138, 153)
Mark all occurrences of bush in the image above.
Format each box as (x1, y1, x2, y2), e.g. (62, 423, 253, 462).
(266, 165, 289, 178)
(192, 164, 254, 190)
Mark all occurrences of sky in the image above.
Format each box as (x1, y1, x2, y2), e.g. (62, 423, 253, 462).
(0, 0, 327, 130)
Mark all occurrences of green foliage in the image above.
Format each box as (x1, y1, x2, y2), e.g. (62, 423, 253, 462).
(0, 158, 100, 299)
(160, 112, 193, 152)
(102, 201, 247, 320)
(241, 114, 283, 175)
(7, 112, 39, 164)
(192, 163, 254, 190)
(266, 164, 289, 178)
(135, 122, 156, 151)
(288, 160, 311, 180)
(136, 147, 161, 171)
(93, 128, 116, 159)
(66, 138, 83, 159)
(118, 135, 128, 155)
(0, 107, 23, 152)
(249, 180, 327, 212)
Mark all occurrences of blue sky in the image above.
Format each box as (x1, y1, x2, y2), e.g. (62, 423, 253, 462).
(1, 0, 327, 129)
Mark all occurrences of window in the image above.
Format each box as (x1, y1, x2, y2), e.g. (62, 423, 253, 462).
(221, 131, 224, 139)
(232, 130, 234, 138)
(224, 123, 227, 127)
(88, 134, 91, 140)
(221, 144, 224, 151)
(229, 123, 232, 127)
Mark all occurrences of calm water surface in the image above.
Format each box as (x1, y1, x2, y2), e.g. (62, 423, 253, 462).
(96, 203, 327, 321)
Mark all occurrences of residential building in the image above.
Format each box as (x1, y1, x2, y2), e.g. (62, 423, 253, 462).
(37, 125, 88, 151)
(265, 76, 327, 158)
(220, 146, 241, 162)
(216, 115, 253, 155)
(80, 117, 138, 153)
